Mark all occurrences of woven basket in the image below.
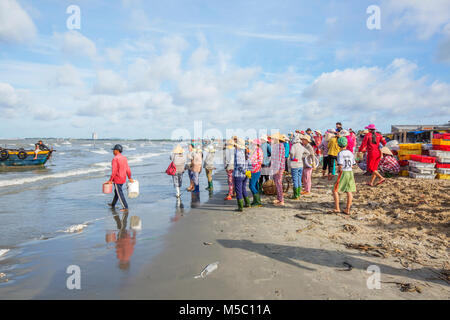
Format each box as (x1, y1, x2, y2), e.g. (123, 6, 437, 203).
(262, 179, 277, 195)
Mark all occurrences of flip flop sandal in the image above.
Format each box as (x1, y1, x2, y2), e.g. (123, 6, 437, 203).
(377, 179, 386, 186)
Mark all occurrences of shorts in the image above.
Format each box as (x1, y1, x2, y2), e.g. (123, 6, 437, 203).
(335, 171, 356, 193)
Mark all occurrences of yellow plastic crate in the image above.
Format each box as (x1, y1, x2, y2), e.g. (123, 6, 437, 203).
(436, 173, 450, 180)
(432, 139, 450, 146)
(398, 149, 421, 156)
(398, 155, 411, 161)
(399, 170, 409, 176)
(399, 143, 422, 150)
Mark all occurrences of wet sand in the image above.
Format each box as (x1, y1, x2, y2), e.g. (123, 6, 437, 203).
(124, 169, 450, 299)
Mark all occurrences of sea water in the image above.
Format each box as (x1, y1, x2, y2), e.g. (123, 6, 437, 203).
(0, 139, 216, 298)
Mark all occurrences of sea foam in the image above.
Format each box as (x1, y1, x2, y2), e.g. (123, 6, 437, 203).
(0, 249, 10, 258)
(0, 152, 161, 188)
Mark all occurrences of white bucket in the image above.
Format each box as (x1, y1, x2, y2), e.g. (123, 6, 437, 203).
(127, 180, 140, 198)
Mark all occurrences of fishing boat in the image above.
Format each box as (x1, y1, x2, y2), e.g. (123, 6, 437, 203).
(0, 148, 53, 167)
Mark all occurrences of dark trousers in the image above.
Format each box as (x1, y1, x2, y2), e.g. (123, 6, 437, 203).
(233, 176, 248, 200)
(112, 183, 128, 209)
(327, 156, 337, 174)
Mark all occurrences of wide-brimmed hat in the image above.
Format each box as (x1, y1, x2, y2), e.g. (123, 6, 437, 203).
(235, 138, 245, 149)
(260, 134, 269, 142)
(315, 130, 322, 135)
(172, 145, 184, 154)
(270, 132, 283, 141)
(381, 146, 393, 156)
(365, 124, 377, 130)
(251, 138, 261, 145)
(226, 139, 235, 149)
(339, 129, 350, 137)
(300, 134, 311, 142)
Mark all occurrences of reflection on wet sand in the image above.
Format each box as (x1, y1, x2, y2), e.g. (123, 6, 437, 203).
(191, 191, 200, 208)
(171, 198, 184, 222)
(106, 209, 139, 271)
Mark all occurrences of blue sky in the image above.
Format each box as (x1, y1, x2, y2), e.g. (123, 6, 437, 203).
(0, 0, 449, 139)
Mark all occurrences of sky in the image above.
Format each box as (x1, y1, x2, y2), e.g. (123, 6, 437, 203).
(0, 0, 449, 139)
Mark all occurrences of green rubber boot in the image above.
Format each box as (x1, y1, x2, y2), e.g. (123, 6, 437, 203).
(235, 199, 244, 212)
(244, 196, 251, 208)
(251, 193, 258, 206)
(252, 193, 262, 207)
(290, 186, 298, 199)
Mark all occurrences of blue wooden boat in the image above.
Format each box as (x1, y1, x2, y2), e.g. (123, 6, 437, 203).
(0, 148, 53, 167)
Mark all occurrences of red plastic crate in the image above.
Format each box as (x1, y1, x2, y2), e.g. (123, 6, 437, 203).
(433, 145, 450, 151)
(433, 133, 450, 140)
(399, 160, 409, 167)
(436, 162, 450, 168)
(410, 155, 436, 163)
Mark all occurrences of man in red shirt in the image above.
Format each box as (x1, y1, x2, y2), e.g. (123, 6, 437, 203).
(105, 144, 134, 211)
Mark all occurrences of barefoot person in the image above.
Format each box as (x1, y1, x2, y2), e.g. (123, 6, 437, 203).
(106, 144, 134, 212)
(300, 134, 316, 195)
(358, 124, 387, 186)
(333, 137, 356, 215)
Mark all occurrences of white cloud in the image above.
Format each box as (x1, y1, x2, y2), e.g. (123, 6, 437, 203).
(0, 82, 21, 116)
(93, 70, 127, 95)
(303, 58, 450, 124)
(105, 48, 123, 65)
(54, 31, 97, 59)
(0, 0, 36, 43)
(383, 0, 450, 39)
(52, 64, 84, 87)
(236, 31, 318, 43)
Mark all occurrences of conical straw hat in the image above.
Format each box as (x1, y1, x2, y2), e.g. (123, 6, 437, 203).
(172, 145, 184, 153)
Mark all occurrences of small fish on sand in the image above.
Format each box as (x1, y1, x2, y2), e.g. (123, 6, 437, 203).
(194, 262, 219, 279)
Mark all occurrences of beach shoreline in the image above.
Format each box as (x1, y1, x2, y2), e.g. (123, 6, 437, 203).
(123, 169, 450, 300)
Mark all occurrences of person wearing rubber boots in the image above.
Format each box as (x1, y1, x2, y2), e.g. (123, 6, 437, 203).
(233, 138, 250, 212)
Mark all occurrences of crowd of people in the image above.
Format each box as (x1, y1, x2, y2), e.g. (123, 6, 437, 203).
(162, 122, 400, 216)
(100, 121, 401, 216)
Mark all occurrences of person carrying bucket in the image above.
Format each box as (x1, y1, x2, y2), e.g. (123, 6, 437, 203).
(105, 144, 134, 212)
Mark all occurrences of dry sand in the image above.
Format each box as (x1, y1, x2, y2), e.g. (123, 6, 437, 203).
(123, 169, 450, 299)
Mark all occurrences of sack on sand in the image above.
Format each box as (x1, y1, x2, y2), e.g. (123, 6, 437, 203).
(262, 179, 277, 195)
(166, 162, 176, 176)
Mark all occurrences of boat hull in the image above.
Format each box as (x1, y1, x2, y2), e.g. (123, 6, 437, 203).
(0, 150, 52, 167)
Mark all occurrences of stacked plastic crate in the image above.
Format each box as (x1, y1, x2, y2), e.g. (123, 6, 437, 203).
(408, 155, 436, 179)
(397, 143, 422, 177)
(432, 133, 450, 180)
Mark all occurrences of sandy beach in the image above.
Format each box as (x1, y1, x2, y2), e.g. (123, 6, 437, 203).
(123, 169, 450, 300)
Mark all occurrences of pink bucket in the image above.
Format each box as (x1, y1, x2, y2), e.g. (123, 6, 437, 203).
(103, 183, 113, 194)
